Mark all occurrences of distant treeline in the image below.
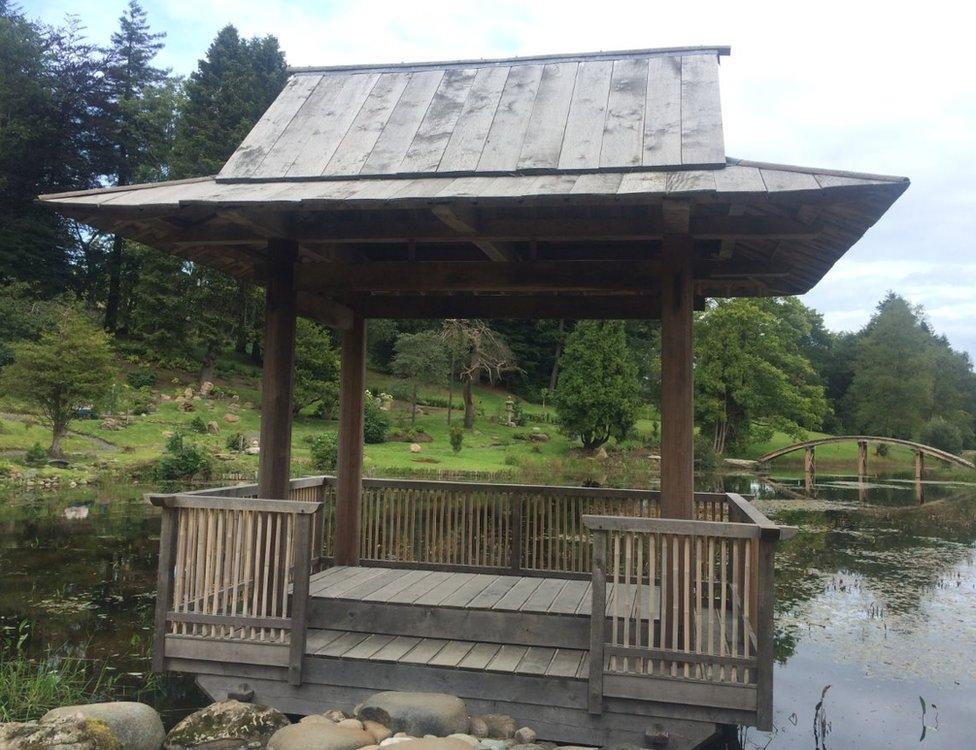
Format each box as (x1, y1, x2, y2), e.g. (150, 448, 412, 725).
(2, 2, 974, 455)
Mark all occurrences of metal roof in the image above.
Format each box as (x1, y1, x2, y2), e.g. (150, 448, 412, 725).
(218, 47, 727, 181)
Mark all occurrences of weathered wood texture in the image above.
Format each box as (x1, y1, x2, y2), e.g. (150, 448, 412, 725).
(258, 240, 298, 499)
(757, 435, 975, 470)
(219, 49, 727, 181)
(334, 314, 367, 565)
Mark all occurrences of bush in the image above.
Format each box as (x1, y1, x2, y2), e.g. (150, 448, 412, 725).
(310, 433, 339, 471)
(25, 443, 47, 466)
(157, 433, 212, 481)
(503, 452, 520, 466)
(363, 399, 390, 444)
(693, 432, 717, 469)
(125, 369, 156, 389)
(189, 415, 208, 434)
(450, 426, 463, 454)
(225, 432, 245, 451)
(920, 417, 964, 454)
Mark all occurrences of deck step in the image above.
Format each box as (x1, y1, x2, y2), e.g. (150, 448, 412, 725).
(305, 628, 589, 679)
(305, 566, 659, 650)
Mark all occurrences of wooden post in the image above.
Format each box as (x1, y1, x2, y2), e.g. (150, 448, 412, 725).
(509, 494, 523, 574)
(334, 313, 366, 566)
(660, 232, 694, 519)
(152, 505, 178, 672)
(857, 440, 868, 478)
(915, 449, 925, 481)
(804, 446, 816, 478)
(755, 527, 778, 731)
(288, 512, 313, 685)
(588, 530, 607, 715)
(258, 239, 298, 500)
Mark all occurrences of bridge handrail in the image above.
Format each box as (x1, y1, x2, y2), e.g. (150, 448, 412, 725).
(757, 435, 974, 469)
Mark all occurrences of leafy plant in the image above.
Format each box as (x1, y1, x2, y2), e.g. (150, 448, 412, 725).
(450, 425, 463, 454)
(363, 398, 390, 444)
(189, 415, 208, 434)
(24, 443, 47, 466)
(156, 433, 212, 480)
(921, 416, 964, 454)
(125, 369, 156, 389)
(310, 432, 339, 471)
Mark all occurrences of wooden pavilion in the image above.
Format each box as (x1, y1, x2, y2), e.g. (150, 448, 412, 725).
(40, 47, 906, 749)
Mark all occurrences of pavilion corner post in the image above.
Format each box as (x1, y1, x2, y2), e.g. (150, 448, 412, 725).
(335, 312, 367, 566)
(258, 239, 299, 500)
(660, 232, 695, 519)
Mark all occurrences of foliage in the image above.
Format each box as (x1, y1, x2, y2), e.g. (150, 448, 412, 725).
(442, 319, 518, 428)
(392, 330, 450, 424)
(553, 321, 641, 451)
(693, 432, 717, 469)
(450, 426, 464, 453)
(363, 398, 390, 444)
(309, 432, 339, 471)
(189, 415, 208, 434)
(225, 431, 245, 451)
(294, 319, 340, 416)
(24, 442, 47, 466)
(920, 417, 963, 454)
(156, 432, 212, 480)
(694, 298, 829, 454)
(125, 369, 156, 389)
(0, 305, 116, 456)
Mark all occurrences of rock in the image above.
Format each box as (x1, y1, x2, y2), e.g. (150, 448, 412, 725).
(528, 433, 549, 443)
(0, 716, 121, 749)
(380, 740, 415, 747)
(245, 439, 260, 455)
(267, 723, 373, 750)
(301, 715, 334, 725)
(723, 457, 758, 469)
(447, 735, 480, 747)
(224, 413, 240, 423)
(363, 721, 392, 743)
(162, 430, 174, 438)
(594, 446, 608, 460)
(513, 728, 536, 746)
(386, 741, 473, 750)
(510, 746, 547, 750)
(324, 709, 351, 722)
(100, 418, 121, 430)
(338, 719, 365, 731)
(200, 381, 215, 396)
(184, 387, 194, 399)
(475, 715, 516, 740)
(358, 692, 469, 737)
(164, 700, 289, 750)
(468, 718, 489, 739)
(409, 443, 422, 453)
(43, 702, 164, 750)
(206, 421, 220, 435)
(180, 400, 195, 412)
(477, 740, 514, 750)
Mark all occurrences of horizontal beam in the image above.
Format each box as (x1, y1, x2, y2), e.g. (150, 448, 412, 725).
(297, 292, 354, 330)
(166, 213, 819, 246)
(351, 294, 675, 319)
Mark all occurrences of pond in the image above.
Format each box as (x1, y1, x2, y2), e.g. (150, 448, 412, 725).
(1, 473, 974, 747)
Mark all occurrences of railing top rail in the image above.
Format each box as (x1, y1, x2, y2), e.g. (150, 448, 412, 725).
(156, 494, 322, 514)
(582, 514, 764, 539)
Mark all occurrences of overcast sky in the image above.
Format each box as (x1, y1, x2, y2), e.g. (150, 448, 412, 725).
(31, 0, 976, 357)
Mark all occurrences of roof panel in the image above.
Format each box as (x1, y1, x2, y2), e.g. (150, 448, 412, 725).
(219, 47, 727, 180)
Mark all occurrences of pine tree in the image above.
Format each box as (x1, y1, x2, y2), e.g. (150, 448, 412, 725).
(101, 0, 171, 331)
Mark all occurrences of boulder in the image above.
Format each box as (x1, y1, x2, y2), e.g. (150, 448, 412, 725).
(363, 721, 392, 743)
(528, 433, 549, 443)
(385, 740, 473, 750)
(409, 443, 422, 453)
(513, 729, 536, 746)
(267, 722, 373, 750)
(43, 702, 164, 750)
(324, 709, 351, 722)
(164, 700, 289, 750)
(477, 740, 514, 750)
(338, 719, 365, 731)
(224, 413, 240, 423)
(200, 381, 215, 396)
(0, 716, 121, 749)
(593, 447, 608, 460)
(206, 421, 220, 435)
(447, 735, 479, 747)
(357, 693, 469, 737)
(468, 718, 489, 739)
(474, 715, 516, 740)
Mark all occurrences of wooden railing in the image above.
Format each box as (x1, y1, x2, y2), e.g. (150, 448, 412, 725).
(583, 495, 788, 730)
(149, 490, 321, 684)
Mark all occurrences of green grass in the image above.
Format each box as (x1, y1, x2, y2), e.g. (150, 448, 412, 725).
(0, 650, 115, 722)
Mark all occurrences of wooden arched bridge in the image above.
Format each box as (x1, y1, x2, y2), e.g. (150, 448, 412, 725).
(757, 435, 975, 478)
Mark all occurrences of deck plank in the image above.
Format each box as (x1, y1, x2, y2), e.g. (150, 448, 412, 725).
(492, 577, 543, 611)
(342, 634, 395, 660)
(521, 578, 569, 612)
(317, 631, 370, 657)
(485, 644, 527, 673)
(439, 574, 499, 608)
(549, 580, 590, 614)
(516, 646, 557, 675)
(457, 642, 501, 670)
(362, 569, 435, 602)
(428, 640, 475, 667)
(312, 567, 387, 598)
(305, 629, 346, 654)
(400, 638, 449, 664)
(371, 635, 422, 662)
(547, 648, 585, 678)
(388, 570, 455, 604)
(413, 571, 477, 606)
(339, 569, 406, 600)
(466, 575, 521, 609)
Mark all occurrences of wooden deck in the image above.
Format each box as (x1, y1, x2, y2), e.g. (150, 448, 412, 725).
(150, 477, 791, 750)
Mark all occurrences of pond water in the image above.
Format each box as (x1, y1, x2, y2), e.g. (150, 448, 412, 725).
(1, 473, 974, 747)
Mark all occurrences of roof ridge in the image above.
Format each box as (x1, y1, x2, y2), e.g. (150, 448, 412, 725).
(287, 46, 731, 75)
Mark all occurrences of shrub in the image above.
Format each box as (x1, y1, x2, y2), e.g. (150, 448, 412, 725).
(310, 433, 339, 471)
(363, 399, 390, 444)
(125, 369, 156, 389)
(920, 417, 964, 454)
(875, 442, 889, 457)
(25, 443, 47, 466)
(693, 432, 717, 470)
(157, 433, 212, 481)
(503, 452, 520, 466)
(225, 432, 245, 451)
(189, 415, 208, 434)
(450, 426, 463, 454)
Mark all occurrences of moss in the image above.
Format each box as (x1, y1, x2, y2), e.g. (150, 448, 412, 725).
(85, 718, 122, 750)
(166, 701, 289, 747)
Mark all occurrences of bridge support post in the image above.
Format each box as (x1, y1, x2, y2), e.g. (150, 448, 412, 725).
(857, 440, 868, 479)
(804, 446, 815, 477)
(915, 450, 925, 482)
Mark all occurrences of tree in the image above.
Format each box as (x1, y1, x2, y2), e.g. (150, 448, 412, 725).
(101, 0, 172, 331)
(553, 320, 641, 451)
(293, 319, 340, 417)
(847, 294, 935, 438)
(391, 330, 449, 425)
(694, 298, 829, 454)
(1, 304, 116, 457)
(442, 320, 517, 428)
